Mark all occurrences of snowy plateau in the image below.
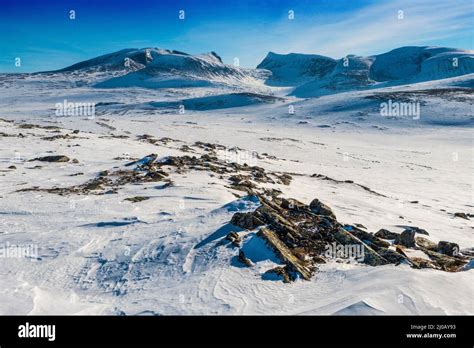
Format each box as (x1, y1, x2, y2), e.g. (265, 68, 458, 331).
(0, 46, 473, 315)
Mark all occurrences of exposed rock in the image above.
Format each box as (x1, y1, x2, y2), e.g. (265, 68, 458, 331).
(274, 173, 292, 185)
(125, 153, 158, 167)
(410, 257, 437, 270)
(377, 247, 410, 265)
(422, 249, 467, 272)
(331, 227, 388, 266)
(226, 232, 241, 247)
(454, 212, 469, 220)
(18, 123, 60, 130)
(124, 196, 150, 203)
(374, 228, 399, 240)
(264, 266, 292, 283)
(258, 228, 313, 280)
(238, 250, 253, 267)
(437, 241, 460, 256)
(343, 225, 390, 249)
(415, 236, 437, 251)
(398, 229, 415, 248)
(309, 198, 337, 219)
(395, 246, 409, 258)
(31, 155, 70, 163)
(404, 226, 429, 236)
(354, 223, 367, 229)
(230, 212, 264, 230)
(280, 198, 306, 211)
(41, 133, 82, 141)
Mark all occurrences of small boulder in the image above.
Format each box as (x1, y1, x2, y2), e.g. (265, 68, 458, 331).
(230, 212, 264, 230)
(280, 198, 306, 211)
(374, 229, 399, 240)
(415, 236, 437, 251)
(238, 250, 253, 267)
(124, 196, 150, 203)
(354, 223, 367, 230)
(405, 226, 429, 236)
(264, 266, 292, 283)
(437, 241, 460, 256)
(226, 232, 241, 247)
(31, 155, 70, 163)
(454, 212, 469, 220)
(309, 199, 336, 219)
(398, 229, 416, 248)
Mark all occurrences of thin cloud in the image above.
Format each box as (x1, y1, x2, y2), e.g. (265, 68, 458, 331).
(275, 0, 474, 57)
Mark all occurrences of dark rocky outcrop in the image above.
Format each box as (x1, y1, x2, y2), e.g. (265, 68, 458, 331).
(124, 196, 150, 203)
(398, 229, 416, 248)
(454, 212, 469, 220)
(375, 229, 399, 240)
(238, 250, 253, 267)
(437, 241, 460, 256)
(309, 199, 337, 219)
(228, 191, 470, 281)
(30, 155, 70, 163)
(264, 266, 293, 283)
(231, 212, 264, 230)
(226, 232, 241, 247)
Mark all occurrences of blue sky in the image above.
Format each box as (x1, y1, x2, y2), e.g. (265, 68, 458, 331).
(1, 0, 473, 72)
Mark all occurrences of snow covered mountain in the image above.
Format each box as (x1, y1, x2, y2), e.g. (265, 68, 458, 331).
(54, 48, 160, 72)
(292, 55, 375, 97)
(256, 52, 337, 86)
(369, 46, 474, 82)
(64, 48, 271, 91)
(259, 46, 474, 97)
(46, 46, 473, 98)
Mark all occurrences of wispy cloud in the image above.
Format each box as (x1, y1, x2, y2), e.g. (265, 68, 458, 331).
(269, 0, 474, 58)
(167, 0, 473, 67)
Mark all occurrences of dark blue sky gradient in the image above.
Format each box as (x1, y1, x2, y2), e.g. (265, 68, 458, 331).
(1, 0, 472, 72)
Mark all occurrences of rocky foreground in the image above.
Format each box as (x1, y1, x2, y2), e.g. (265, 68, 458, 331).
(12, 125, 472, 283)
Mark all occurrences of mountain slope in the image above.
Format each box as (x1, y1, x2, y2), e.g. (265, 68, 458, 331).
(292, 55, 375, 97)
(54, 48, 158, 72)
(370, 46, 474, 82)
(258, 46, 474, 97)
(256, 52, 336, 86)
(92, 48, 269, 91)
